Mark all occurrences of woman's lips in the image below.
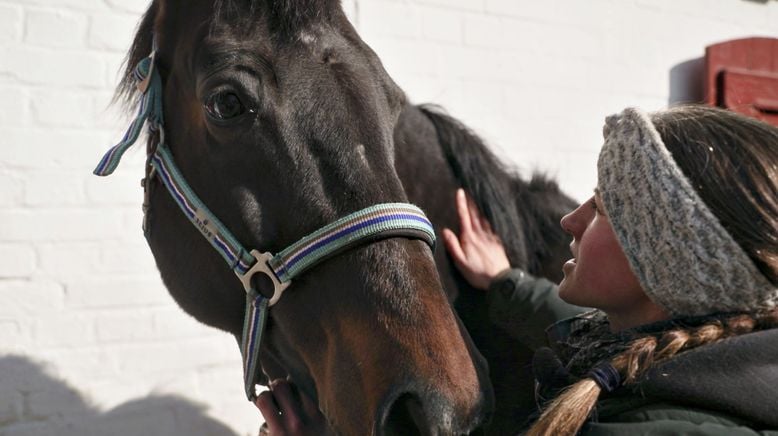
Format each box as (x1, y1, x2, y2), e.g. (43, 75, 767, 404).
(562, 259, 576, 273)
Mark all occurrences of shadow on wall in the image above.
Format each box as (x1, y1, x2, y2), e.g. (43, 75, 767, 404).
(0, 355, 240, 436)
(669, 57, 705, 105)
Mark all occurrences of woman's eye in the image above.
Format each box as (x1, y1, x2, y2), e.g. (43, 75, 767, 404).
(590, 199, 600, 214)
(204, 91, 245, 120)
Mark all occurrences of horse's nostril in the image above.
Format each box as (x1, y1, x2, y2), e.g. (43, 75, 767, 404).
(383, 393, 429, 436)
(381, 388, 486, 435)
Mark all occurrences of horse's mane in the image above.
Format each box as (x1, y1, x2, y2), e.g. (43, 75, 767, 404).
(418, 105, 573, 273)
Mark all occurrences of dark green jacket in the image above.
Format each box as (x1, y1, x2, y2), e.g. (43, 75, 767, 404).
(487, 269, 778, 434)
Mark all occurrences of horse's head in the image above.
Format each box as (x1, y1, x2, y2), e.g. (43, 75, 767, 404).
(121, 0, 491, 433)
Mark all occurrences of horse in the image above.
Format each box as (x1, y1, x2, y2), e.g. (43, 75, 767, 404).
(106, 0, 575, 434)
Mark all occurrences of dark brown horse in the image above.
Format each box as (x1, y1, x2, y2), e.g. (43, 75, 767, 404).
(114, 0, 574, 434)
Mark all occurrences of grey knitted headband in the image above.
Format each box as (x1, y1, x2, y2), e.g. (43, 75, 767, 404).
(597, 107, 777, 317)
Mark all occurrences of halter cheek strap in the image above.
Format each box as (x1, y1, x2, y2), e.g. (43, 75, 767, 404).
(94, 50, 436, 401)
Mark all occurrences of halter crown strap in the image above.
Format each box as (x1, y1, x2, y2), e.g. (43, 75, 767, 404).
(94, 51, 437, 401)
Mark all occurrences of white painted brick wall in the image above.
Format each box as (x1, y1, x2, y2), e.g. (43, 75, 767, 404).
(1, 1, 776, 435)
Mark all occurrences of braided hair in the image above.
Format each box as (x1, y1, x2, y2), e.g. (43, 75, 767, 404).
(527, 310, 778, 436)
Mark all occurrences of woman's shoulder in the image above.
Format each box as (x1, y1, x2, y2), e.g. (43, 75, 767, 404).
(584, 398, 778, 435)
(631, 327, 778, 427)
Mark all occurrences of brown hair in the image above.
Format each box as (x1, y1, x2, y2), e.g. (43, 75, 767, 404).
(653, 106, 778, 284)
(528, 106, 778, 435)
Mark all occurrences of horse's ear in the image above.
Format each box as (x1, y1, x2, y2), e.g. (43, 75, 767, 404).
(116, 0, 161, 107)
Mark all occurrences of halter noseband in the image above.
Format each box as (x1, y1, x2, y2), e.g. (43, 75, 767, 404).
(94, 48, 436, 401)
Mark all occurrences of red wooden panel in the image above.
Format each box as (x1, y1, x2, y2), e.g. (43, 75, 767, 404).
(722, 69, 778, 126)
(705, 37, 778, 126)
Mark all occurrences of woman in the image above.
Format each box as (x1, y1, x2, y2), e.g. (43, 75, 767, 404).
(258, 106, 778, 434)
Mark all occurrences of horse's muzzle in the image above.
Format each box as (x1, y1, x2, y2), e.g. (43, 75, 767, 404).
(378, 383, 489, 436)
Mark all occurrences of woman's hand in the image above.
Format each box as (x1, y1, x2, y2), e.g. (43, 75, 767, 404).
(442, 189, 511, 290)
(256, 379, 329, 436)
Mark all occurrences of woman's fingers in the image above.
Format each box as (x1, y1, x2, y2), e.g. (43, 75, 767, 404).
(442, 228, 467, 267)
(456, 189, 473, 235)
(256, 390, 283, 432)
(467, 193, 484, 233)
(270, 379, 304, 425)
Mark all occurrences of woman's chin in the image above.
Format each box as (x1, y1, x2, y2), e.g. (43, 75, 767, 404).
(557, 277, 572, 303)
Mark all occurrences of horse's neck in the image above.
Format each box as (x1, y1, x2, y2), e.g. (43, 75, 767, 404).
(393, 105, 460, 227)
(392, 105, 464, 300)
(393, 104, 572, 283)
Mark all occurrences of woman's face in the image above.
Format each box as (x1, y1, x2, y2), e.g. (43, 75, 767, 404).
(558, 192, 666, 328)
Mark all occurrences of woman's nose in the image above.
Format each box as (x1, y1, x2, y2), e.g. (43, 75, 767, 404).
(560, 199, 594, 238)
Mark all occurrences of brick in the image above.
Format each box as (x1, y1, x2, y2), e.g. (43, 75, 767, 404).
(89, 13, 139, 52)
(91, 405, 180, 436)
(0, 4, 22, 43)
(23, 170, 87, 206)
(25, 9, 88, 48)
(420, 7, 463, 44)
(195, 365, 245, 400)
(36, 347, 117, 381)
(26, 384, 88, 418)
(115, 336, 237, 373)
(94, 309, 154, 342)
(484, 0, 551, 18)
(64, 277, 171, 308)
(36, 242, 101, 279)
(0, 319, 30, 354)
(0, 171, 24, 206)
(435, 45, 502, 80)
(97, 240, 156, 274)
(22, 0, 106, 11)
(33, 312, 95, 348)
(417, 0, 484, 13)
(462, 14, 502, 48)
(151, 307, 209, 340)
(2, 128, 117, 169)
(93, 91, 130, 129)
(0, 382, 23, 424)
(0, 243, 37, 277)
(85, 170, 144, 206)
(0, 46, 106, 88)
(0, 280, 65, 317)
(145, 373, 201, 398)
(0, 85, 30, 127)
(29, 88, 97, 128)
(359, 1, 421, 40)
(463, 15, 554, 53)
(1, 421, 67, 436)
(0, 209, 124, 242)
(103, 0, 151, 14)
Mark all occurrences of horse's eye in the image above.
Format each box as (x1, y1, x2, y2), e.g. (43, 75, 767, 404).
(204, 91, 245, 120)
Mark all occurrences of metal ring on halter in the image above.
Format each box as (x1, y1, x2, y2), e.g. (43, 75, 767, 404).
(236, 250, 290, 306)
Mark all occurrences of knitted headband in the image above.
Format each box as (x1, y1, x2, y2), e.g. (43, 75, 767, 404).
(596, 107, 777, 317)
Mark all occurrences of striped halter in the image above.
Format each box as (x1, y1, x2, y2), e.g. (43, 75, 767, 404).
(94, 48, 436, 401)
